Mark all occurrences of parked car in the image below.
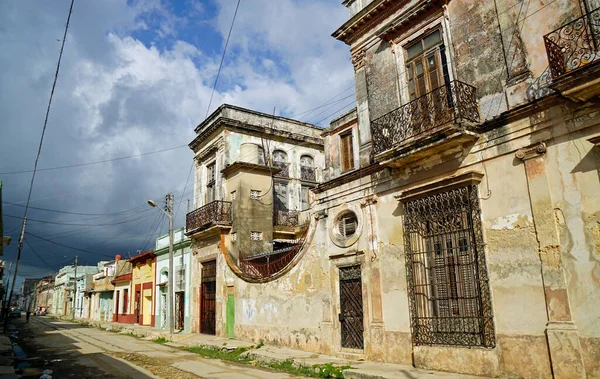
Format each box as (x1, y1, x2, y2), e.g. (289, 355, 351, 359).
(8, 308, 21, 318)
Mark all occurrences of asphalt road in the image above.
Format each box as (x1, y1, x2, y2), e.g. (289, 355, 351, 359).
(7, 316, 297, 379)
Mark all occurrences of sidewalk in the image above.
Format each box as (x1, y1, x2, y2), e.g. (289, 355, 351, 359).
(0, 335, 16, 379)
(64, 317, 491, 379)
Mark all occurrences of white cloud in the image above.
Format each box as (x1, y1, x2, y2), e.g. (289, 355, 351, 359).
(0, 0, 354, 270)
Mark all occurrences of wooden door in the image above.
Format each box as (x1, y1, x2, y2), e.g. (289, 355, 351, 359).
(339, 266, 364, 349)
(200, 261, 216, 335)
(135, 291, 141, 324)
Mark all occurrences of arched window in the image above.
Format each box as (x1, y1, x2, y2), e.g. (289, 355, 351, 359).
(273, 150, 289, 177)
(300, 155, 315, 181)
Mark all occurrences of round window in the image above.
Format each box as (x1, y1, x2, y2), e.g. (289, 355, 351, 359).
(330, 206, 362, 248)
(337, 212, 357, 238)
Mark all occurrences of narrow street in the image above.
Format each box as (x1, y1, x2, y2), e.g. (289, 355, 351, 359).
(9, 316, 299, 379)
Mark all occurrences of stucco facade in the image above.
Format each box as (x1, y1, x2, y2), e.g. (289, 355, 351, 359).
(183, 1, 600, 379)
(154, 228, 192, 332)
(128, 250, 156, 326)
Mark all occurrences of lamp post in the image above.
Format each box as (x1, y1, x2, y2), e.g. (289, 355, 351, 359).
(148, 194, 174, 336)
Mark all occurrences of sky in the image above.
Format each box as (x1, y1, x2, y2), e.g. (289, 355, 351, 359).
(0, 0, 354, 284)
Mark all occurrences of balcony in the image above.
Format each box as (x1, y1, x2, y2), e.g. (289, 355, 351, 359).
(544, 7, 600, 101)
(185, 200, 232, 236)
(371, 80, 480, 167)
(274, 209, 300, 228)
(300, 165, 316, 182)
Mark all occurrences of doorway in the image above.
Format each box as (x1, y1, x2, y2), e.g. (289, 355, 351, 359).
(135, 291, 141, 324)
(200, 260, 216, 335)
(175, 292, 185, 330)
(339, 265, 364, 349)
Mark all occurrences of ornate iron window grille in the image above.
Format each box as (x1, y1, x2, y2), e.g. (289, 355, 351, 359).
(544, 6, 600, 79)
(402, 184, 495, 347)
(273, 161, 289, 177)
(300, 165, 316, 181)
(185, 200, 232, 234)
(371, 80, 479, 156)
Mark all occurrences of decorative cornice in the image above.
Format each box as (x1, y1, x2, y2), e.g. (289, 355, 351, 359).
(396, 171, 484, 202)
(360, 195, 378, 207)
(515, 142, 547, 161)
(314, 209, 328, 220)
(332, 0, 406, 45)
(195, 138, 223, 162)
(314, 164, 385, 194)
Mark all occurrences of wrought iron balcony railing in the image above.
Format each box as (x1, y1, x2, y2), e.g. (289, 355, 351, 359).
(274, 209, 300, 227)
(273, 162, 289, 177)
(544, 7, 600, 79)
(300, 165, 316, 182)
(371, 80, 479, 156)
(186, 200, 232, 234)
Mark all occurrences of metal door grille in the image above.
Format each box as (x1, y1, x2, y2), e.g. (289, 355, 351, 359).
(403, 184, 495, 347)
(339, 266, 364, 349)
(200, 261, 216, 335)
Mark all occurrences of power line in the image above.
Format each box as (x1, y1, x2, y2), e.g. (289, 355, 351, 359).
(0, 144, 188, 176)
(204, 0, 242, 119)
(25, 232, 114, 259)
(5, 0, 76, 326)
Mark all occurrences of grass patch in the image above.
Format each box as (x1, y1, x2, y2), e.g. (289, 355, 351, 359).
(153, 337, 169, 344)
(184, 345, 350, 378)
(184, 345, 252, 363)
(259, 360, 350, 378)
(124, 332, 142, 339)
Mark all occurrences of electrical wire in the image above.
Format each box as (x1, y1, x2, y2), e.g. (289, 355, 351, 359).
(0, 144, 188, 176)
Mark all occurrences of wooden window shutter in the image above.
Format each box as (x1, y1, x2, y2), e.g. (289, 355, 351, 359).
(341, 133, 354, 171)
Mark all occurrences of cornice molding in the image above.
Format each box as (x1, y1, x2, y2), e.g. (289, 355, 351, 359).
(396, 171, 484, 202)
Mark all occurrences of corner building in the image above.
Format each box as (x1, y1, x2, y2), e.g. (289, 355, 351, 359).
(186, 2, 600, 378)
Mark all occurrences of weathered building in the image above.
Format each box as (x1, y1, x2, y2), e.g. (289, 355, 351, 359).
(185, 105, 324, 335)
(34, 278, 54, 314)
(51, 265, 98, 317)
(154, 228, 191, 332)
(182, 1, 600, 379)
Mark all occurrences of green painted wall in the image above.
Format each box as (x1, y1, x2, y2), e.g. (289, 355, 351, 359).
(226, 294, 235, 339)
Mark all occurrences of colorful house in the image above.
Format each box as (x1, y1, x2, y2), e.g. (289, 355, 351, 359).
(154, 228, 191, 332)
(128, 250, 156, 326)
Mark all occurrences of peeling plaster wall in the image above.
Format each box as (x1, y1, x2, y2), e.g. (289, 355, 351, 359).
(193, 99, 600, 379)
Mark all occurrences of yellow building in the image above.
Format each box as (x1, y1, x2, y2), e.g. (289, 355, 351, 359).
(128, 250, 156, 326)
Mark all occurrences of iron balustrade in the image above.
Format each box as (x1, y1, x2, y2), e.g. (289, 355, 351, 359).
(274, 209, 300, 227)
(300, 165, 316, 181)
(371, 80, 479, 156)
(544, 7, 600, 79)
(186, 200, 232, 234)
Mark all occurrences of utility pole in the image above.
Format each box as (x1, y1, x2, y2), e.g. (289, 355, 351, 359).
(147, 194, 174, 335)
(4, 218, 26, 332)
(72, 256, 77, 318)
(167, 194, 175, 336)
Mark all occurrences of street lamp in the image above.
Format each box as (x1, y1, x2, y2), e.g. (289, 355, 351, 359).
(148, 194, 174, 336)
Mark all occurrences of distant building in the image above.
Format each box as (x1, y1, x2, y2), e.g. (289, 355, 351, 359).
(154, 228, 191, 332)
(19, 278, 42, 311)
(35, 278, 54, 314)
(51, 264, 99, 317)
